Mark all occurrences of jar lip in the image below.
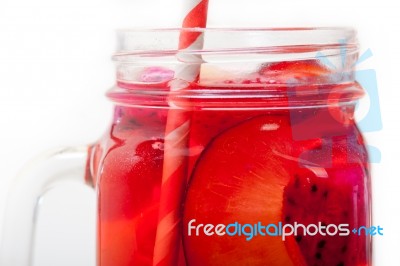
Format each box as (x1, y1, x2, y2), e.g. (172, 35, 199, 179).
(113, 27, 358, 59)
(115, 27, 356, 34)
(110, 28, 362, 109)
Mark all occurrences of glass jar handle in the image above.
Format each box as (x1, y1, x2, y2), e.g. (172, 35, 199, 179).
(0, 146, 91, 266)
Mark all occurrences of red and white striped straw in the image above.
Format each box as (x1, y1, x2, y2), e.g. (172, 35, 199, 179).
(152, 1, 209, 265)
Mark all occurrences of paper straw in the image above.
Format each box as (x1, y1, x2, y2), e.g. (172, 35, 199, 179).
(152, 1, 209, 265)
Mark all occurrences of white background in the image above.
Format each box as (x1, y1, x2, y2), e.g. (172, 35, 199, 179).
(0, 0, 399, 265)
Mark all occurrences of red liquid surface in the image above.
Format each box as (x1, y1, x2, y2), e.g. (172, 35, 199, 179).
(91, 61, 371, 266)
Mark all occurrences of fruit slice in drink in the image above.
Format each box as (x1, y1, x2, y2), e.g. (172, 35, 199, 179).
(183, 115, 307, 265)
(97, 110, 167, 266)
(282, 131, 370, 266)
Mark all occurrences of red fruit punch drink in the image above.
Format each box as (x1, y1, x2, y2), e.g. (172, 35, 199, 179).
(86, 29, 372, 266)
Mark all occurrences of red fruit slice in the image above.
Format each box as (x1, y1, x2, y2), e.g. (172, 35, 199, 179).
(259, 59, 330, 83)
(183, 115, 306, 266)
(100, 136, 164, 219)
(98, 126, 165, 265)
(282, 132, 370, 266)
